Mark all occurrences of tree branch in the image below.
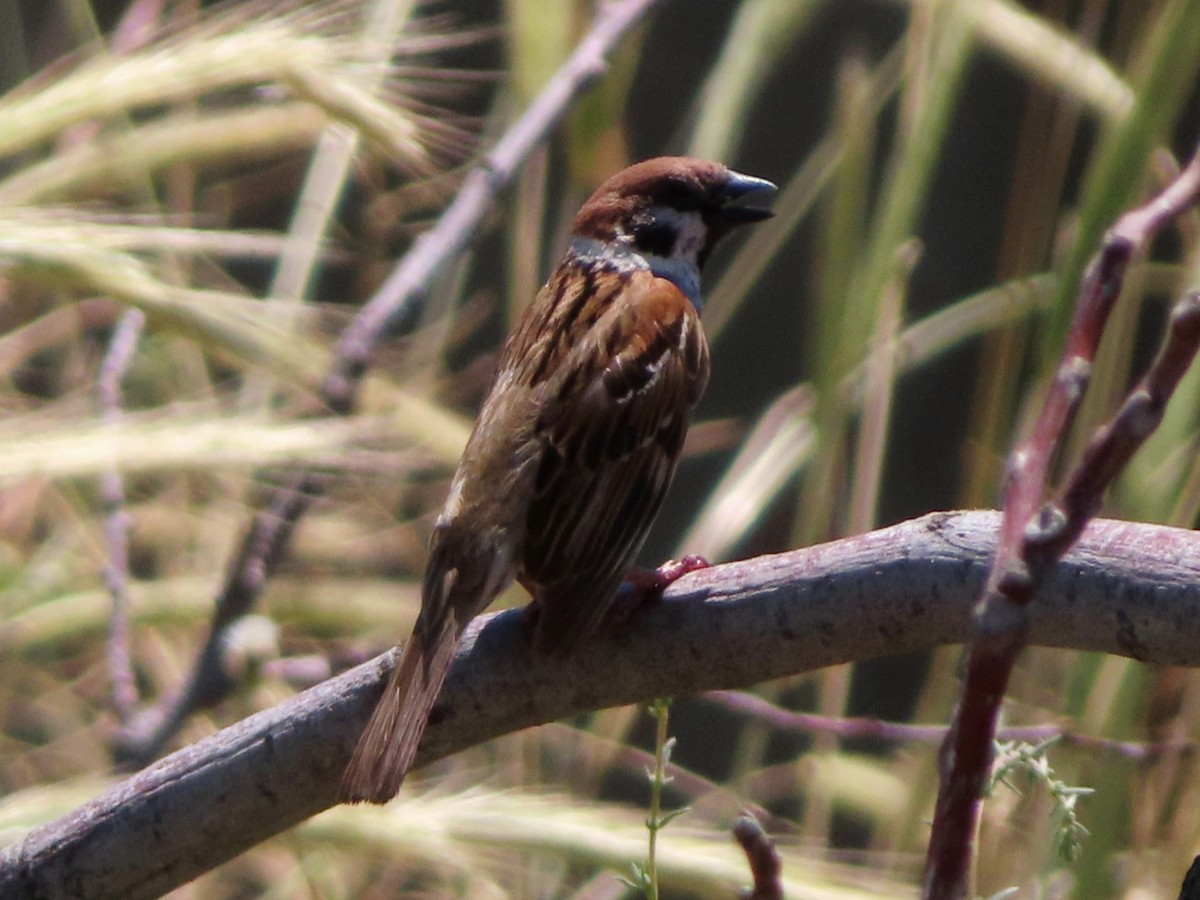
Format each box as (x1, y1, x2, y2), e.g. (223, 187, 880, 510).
(4, 511, 1200, 899)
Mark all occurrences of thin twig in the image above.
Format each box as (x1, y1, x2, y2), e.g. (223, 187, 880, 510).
(733, 815, 784, 900)
(7, 511, 1200, 900)
(113, 0, 667, 765)
(707, 690, 1198, 762)
(1038, 290, 1200, 554)
(96, 308, 146, 726)
(642, 699, 676, 900)
(923, 142, 1200, 898)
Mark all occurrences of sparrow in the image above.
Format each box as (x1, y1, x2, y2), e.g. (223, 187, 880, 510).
(341, 156, 776, 804)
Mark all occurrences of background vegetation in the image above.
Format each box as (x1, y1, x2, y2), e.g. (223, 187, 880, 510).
(1, 0, 1200, 896)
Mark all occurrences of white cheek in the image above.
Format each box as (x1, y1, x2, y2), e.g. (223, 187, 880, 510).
(659, 209, 707, 266)
(678, 228, 704, 259)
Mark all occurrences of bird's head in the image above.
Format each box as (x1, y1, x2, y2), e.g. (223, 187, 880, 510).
(572, 157, 776, 275)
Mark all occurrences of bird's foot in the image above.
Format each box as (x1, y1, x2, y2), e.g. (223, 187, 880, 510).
(611, 554, 710, 623)
(628, 554, 711, 596)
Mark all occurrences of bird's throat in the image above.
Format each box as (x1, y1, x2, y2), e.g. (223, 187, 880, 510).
(567, 236, 703, 310)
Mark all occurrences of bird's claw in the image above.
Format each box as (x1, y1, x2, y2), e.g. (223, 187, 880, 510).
(630, 554, 710, 596)
(611, 554, 711, 624)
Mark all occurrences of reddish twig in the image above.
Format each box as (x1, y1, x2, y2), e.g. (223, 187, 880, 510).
(112, 0, 668, 766)
(923, 143, 1200, 898)
(708, 690, 1197, 763)
(733, 815, 784, 900)
(1035, 291, 1200, 555)
(96, 309, 146, 726)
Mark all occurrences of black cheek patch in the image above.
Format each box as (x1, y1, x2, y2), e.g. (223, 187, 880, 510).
(633, 221, 677, 258)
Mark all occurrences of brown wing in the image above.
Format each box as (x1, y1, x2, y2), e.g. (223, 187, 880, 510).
(519, 268, 710, 654)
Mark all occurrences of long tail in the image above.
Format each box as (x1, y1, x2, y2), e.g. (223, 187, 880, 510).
(340, 621, 459, 804)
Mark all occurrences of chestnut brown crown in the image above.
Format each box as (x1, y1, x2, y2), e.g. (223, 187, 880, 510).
(571, 156, 776, 272)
